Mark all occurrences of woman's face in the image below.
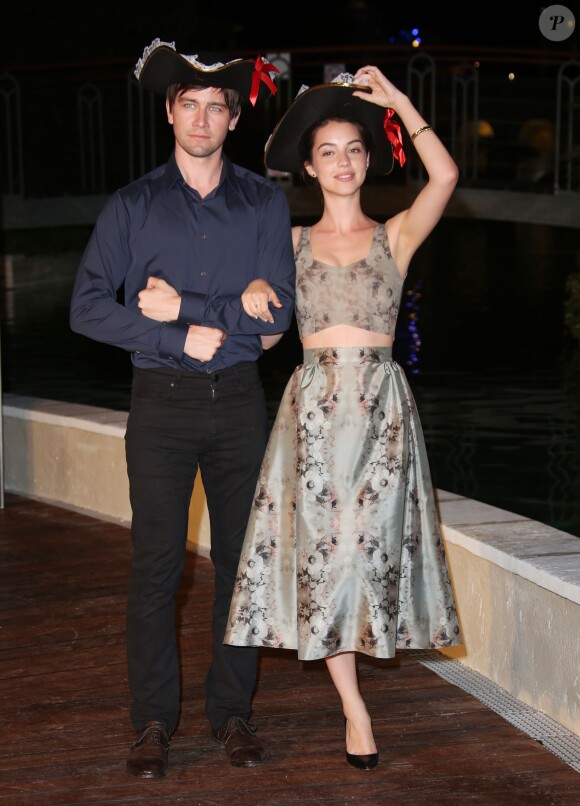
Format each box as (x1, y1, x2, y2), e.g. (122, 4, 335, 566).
(305, 120, 369, 192)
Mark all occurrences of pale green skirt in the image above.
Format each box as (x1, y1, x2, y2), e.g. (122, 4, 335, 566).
(225, 347, 462, 661)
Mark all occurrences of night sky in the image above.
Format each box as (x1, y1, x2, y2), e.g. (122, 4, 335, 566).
(2, 2, 579, 68)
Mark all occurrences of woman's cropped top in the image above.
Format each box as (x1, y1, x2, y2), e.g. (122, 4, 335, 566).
(294, 223, 405, 340)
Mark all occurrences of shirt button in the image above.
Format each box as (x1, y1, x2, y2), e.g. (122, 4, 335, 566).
(200, 271, 207, 277)
(200, 234, 207, 240)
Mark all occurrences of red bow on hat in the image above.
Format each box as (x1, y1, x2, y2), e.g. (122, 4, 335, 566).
(383, 108, 406, 167)
(250, 56, 280, 106)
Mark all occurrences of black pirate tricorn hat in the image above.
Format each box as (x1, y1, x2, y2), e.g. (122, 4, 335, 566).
(264, 74, 405, 175)
(135, 39, 279, 105)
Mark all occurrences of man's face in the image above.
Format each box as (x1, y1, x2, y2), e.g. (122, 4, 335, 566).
(167, 86, 240, 159)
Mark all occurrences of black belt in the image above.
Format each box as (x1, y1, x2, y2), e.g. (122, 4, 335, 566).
(132, 362, 256, 383)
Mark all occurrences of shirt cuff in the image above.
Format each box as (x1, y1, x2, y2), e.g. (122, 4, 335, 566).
(158, 321, 189, 361)
(179, 290, 206, 324)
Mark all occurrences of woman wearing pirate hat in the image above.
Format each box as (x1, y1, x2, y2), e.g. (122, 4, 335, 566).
(225, 65, 463, 770)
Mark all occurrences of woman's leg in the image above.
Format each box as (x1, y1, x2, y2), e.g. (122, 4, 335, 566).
(325, 652, 377, 755)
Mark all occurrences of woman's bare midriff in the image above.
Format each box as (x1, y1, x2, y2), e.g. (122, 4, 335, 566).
(302, 324, 393, 349)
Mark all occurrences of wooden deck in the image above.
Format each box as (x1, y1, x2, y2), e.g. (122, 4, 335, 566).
(1, 493, 579, 805)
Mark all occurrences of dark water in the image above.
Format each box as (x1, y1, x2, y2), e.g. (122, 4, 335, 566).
(2, 218, 580, 537)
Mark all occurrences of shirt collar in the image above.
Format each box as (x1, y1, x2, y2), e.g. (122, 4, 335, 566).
(220, 154, 242, 194)
(162, 151, 242, 196)
(161, 151, 183, 192)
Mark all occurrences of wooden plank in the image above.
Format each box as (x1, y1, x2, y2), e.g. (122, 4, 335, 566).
(1, 493, 579, 805)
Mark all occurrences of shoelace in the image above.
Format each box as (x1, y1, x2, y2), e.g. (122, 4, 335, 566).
(221, 716, 257, 741)
(133, 724, 170, 749)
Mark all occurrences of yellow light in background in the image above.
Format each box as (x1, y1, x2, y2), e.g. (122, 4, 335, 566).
(508, 72, 515, 81)
(412, 39, 420, 48)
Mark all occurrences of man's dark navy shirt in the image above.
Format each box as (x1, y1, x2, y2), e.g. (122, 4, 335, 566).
(70, 152, 296, 372)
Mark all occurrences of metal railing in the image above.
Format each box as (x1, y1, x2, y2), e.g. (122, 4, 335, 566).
(1, 45, 579, 200)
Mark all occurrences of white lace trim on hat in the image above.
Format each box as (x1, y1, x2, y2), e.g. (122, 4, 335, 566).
(330, 72, 356, 85)
(182, 54, 243, 70)
(296, 72, 357, 98)
(134, 39, 176, 79)
(134, 37, 244, 79)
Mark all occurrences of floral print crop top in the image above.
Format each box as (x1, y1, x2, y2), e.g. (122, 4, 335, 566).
(294, 223, 405, 339)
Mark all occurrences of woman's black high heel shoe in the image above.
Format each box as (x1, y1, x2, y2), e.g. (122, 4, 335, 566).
(344, 718, 379, 770)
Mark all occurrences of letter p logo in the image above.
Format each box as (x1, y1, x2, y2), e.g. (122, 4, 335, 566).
(539, 5, 576, 41)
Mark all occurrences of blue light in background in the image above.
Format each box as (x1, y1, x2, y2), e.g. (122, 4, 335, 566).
(388, 25, 422, 46)
(404, 280, 423, 374)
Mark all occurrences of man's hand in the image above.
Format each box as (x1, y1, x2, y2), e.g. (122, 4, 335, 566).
(184, 325, 227, 362)
(242, 279, 282, 323)
(138, 276, 181, 322)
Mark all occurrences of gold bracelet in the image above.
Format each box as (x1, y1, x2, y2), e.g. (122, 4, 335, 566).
(411, 125, 433, 142)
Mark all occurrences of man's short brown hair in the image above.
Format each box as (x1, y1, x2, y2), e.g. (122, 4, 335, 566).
(166, 83, 241, 118)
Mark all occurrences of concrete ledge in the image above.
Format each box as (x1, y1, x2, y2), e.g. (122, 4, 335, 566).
(2, 394, 211, 554)
(3, 394, 579, 735)
(437, 493, 580, 736)
(4, 187, 580, 230)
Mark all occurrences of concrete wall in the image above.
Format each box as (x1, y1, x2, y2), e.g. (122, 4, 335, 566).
(2, 395, 212, 554)
(3, 394, 579, 735)
(438, 501, 580, 736)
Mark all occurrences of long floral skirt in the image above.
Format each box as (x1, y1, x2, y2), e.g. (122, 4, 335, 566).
(225, 346, 462, 661)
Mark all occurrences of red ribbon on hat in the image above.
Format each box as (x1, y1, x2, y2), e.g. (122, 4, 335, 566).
(249, 56, 280, 106)
(383, 108, 406, 167)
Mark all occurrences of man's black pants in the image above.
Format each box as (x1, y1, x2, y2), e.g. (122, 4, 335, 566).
(125, 362, 269, 733)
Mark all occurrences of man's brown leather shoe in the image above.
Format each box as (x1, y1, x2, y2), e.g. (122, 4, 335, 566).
(212, 715, 269, 767)
(126, 721, 171, 778)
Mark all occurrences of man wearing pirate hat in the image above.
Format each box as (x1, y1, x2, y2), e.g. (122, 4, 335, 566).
(70, 39, 296, 777)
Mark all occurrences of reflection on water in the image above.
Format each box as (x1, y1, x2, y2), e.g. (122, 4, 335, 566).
(1, 219, 580, 537)
(411, 375, 580, 536)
